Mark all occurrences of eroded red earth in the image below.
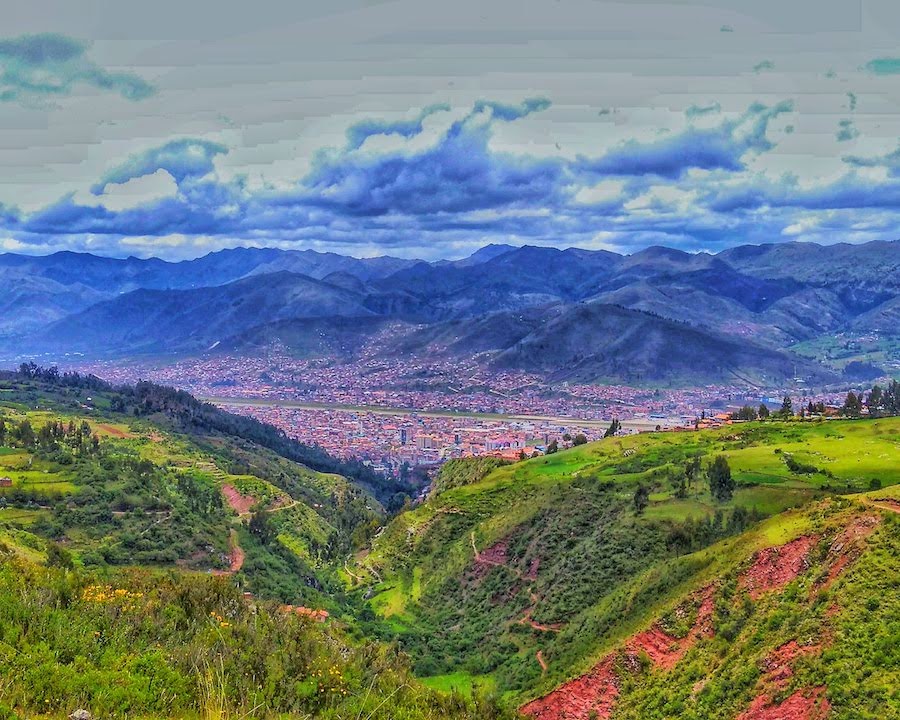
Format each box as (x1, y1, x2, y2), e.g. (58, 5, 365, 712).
(221, 484, 256, 516)
(521, 587, 714, 720)
(736, 687, 831, 720)
(521, 657, 619, 720)
(740, 535, 818, 598)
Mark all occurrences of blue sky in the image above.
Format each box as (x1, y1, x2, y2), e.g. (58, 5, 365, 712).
(2, 0, 900, 260)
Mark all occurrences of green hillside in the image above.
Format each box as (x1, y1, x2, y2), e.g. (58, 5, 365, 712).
(352, 418, 900, 715)
(0, 372, 388, 609)
(1, 369, 897, 719)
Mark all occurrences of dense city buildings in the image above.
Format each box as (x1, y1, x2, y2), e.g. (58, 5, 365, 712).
(69, 350, 865, 474)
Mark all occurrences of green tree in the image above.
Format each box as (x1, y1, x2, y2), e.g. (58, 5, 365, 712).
(731, 405, 757, 421)
(633, 484, 650, 515)
(573, 434, 588, 446)
(249, 510, 275, 544)
(546, 439, 558, 454)
(707, 455, 735, 502)
(842, 391, 863, 418)
(758, 403, 770, 419)
(779, 395, 793, 418)
(604, 419, 621, 438)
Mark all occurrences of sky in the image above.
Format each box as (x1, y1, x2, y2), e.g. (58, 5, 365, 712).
(2, 0, 900, 260)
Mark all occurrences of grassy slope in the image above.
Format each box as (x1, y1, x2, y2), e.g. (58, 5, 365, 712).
(0, 551, 513, 720)
(0, 385, 378, 609)
(355, 418, 900, 701)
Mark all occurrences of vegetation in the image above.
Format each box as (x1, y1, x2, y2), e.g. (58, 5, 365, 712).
(354, 416, 900, 705)
(2, 366, 899, 718)
(0, 554, 511, 720)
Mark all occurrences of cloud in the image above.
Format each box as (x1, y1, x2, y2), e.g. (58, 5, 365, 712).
(6, 96, 900, 259)
(345, 103, 451, 150)
(864, 57, 900, 75)
(576, 101, 793, 179)
(836, 119, 859, 143)
(685, 102, 721, 119)
(843, 145, 900, 177)
(0, 33, 154, 105)
(91, 139, 229, 194)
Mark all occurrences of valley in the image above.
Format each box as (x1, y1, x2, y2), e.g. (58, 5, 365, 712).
(1, 367, 896, 719)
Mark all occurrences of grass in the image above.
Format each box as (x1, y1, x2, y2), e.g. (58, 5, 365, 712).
(420, 671, 497, 695)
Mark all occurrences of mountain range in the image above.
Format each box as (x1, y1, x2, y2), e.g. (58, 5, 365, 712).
(6, 240, 900, 385)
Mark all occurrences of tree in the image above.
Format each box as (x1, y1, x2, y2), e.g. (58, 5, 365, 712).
(249, 510, 275, 544)
(633, 484, 650, 515)
(758, 404, 770, 419)
(546, 439, 558, 454)
(675, 471, 688, 499)
(731, 405, 757, 421)
(842, 391, 863, 418)
(604, 419, 621, 438)
(707, 455, 735, 502)
(684, 455, 701, 489)
(573, 434, 588, 446)
(867, 385, 884, 417)
(779, 396, 793, 418)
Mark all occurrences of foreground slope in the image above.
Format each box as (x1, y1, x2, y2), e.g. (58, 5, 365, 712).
(0, 552, 511, 720)
(354, 418, 899, 716)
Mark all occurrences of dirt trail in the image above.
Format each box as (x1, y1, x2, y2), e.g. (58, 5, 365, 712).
(865, 496, 900, 514)
(535, 650, 548, 674)
(211, 529, 244, 575)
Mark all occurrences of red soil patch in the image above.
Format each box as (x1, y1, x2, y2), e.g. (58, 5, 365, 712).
(820, 515, 879, 590)
(211, 531, 244, 575)
(625, 586, 715, 670)
(522, 587, 715, 719)
(477, 539, 509, 566)
(527, 557, 541, 580)
(96, 423, 132, 438)
(741, 536, 818, 599)
(521, 657, 619, 720)
(470, 538, 510, 579)
(221, 484, 255, 516)
(761, 641, 821, 689)
(736, 687, 830, 720)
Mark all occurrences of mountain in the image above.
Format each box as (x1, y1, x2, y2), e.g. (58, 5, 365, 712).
(3, 240, 900, 383)
(386, 303, 830, 385)
(36, 271, 375, 355)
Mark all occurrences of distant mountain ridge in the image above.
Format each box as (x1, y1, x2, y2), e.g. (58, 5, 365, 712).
(6, 240, 900, 385)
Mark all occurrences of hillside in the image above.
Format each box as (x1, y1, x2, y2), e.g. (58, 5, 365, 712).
(1, 371, 897, 718)
(390, 303, 830, 385)
(34, 272, 376, 355)
(351, 417, 900, 717)
(0, 369, 407, 606)
(0, 555, 510, 720)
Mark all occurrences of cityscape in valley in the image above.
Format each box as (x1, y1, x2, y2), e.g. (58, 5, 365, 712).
(72, 351, 878, 474)
(2, 3, 900, 720)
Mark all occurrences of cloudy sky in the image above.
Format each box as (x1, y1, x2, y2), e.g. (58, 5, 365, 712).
(2, 0, 900, 260)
